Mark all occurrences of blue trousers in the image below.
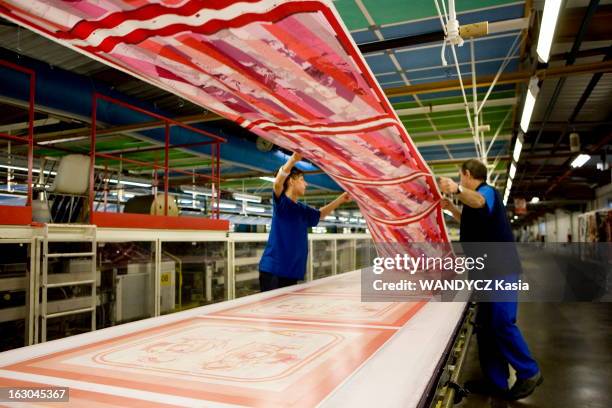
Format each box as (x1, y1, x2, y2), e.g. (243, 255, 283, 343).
(476, 302, 539, 390)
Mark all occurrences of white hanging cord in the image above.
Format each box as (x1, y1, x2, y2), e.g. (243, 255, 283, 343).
(434, 0, 484, 149)
(434, 0, 449, 65)
(449, 43, 475, 133)
(477, 32, 525, 115)
(485, 109, 512, 157)
(470, 38, 481, 158)
(441, 0, 450, 23)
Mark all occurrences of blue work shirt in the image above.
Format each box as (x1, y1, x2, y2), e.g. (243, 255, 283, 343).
(460, 183, 520, 300)
(460, 183, 514, 242)
(259, 193, 320, 280)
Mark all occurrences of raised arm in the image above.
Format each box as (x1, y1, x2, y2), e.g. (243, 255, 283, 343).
(319, 192, 352, 219)
(273, 153, 302, 198)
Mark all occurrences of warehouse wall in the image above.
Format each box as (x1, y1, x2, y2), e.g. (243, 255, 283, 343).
(523, 210, 578, 242)
(520, 182, 612, 242)
(592, 183, 612, 210)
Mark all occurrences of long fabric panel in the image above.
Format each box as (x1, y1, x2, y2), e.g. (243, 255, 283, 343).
(0, 0, 448, 243)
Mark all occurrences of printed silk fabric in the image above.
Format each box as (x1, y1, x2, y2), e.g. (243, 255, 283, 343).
(0, 0, 448, 243)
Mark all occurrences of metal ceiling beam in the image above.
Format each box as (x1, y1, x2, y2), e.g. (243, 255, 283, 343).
(427, 156, 511, 165)
(414, 134, 512, 147)
(425, 150, 599, 166)
(0, 118, 59, 133)
(383, 60, 612, 96)
(358, 18, 528, 54)
(396, 97, 516, 116)
(522, 0, 601, 195)
(550, 46, 612, 154)
(32, 111, 221, 144)
(529, 0, 600, 154)
(527, 120, 612, 130)
(359, 31, 443, 54)
(555, 4, 612, 43)
(549, 46, 611, 62)
(545, 130, 612, 196)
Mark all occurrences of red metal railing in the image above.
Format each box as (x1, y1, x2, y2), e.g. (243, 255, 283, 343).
(90, 93, 225, 221)
(0, 59, 226, 229)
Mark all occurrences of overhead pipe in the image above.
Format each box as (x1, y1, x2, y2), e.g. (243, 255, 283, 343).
(384, 59, 612, 96)
(395, 97, 516, 116)
(0, 50, 340, 191)
(358, 18, 527, 55)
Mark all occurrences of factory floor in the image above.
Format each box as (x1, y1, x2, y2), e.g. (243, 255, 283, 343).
(457, 302, 612, 408)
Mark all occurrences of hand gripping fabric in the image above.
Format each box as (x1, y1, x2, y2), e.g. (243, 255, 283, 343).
(0, 0, 448, 243)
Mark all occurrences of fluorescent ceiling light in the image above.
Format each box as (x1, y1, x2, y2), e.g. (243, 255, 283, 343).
(245, 205, 265, 213)
(0, 164, 29, 172)
(338, 216, 348, 222)
(324, 216, 337, 221)
(233, 193, 262, 203)
(509, 163, 517, 180)
(506, 178, 513, 191)
(183, 189, 212, 197)
(536, 0, 563, 63)
(259, 176, 276, 182)
(106, 178, 151, 188)
(513, 133, 524, 162)
(530, 196, 540, 204)
(349, 217, 358, 223)
(570, 154, 590, 168)
(443, 209, 453, 217)
(359, 219, 366, 224)
(110, 191, 135, 198)
(520, 78, 539, 133)
(213, 202, 237, 209)
(181, 185, 212, 197)
(0, 164, 56, 175)
(38, 136, 88, 145)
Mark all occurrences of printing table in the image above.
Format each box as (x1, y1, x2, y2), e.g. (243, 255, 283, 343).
(0, 272, 466, 407)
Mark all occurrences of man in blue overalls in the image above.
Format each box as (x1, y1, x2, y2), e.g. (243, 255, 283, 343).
(439, 159, 542, 400)
(259, 152, 350, 291)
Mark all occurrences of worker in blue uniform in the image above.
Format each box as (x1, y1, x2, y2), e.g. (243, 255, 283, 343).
(438, 159, 542, 400)
(259, 152, 351, 291)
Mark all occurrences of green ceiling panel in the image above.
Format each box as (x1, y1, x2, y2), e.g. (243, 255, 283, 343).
(357, 0, 521, 29)
(332, 0, 371, 31)
(221, 178, 271, 189)
(394, 91, 516, 112)
(431, 109, 511, 128)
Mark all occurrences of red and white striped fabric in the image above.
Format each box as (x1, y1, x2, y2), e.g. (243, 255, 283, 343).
(0, 0, 448, 243)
